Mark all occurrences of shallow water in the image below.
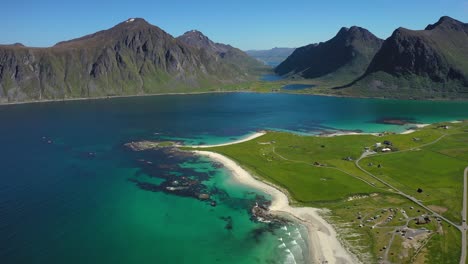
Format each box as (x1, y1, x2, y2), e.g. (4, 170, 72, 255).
(1, 93, 468, 263)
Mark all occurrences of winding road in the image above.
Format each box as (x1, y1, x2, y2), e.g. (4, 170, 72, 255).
(355, 132, 468, 264)
(270, 128, 468, 263)
(461, 167, 468, 264)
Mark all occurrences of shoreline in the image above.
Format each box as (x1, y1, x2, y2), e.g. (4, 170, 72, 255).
(183, 131, 266, 148)
(193, 150, 359, 264)
(400, 123, 431, 134)
(0, 90, 240, 107)
(2, 89, 468, 107)
(324, 123, 432, 137)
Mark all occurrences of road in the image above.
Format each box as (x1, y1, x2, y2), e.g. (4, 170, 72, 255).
(461, 167, 468, 264)
(355, 154, 462, 229)
(356, 140, 468, 263)
(273, 129, 468, 262)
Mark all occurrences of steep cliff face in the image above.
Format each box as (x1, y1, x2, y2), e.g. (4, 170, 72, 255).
(0, 18, 262, 103)
(342, 16, 468, 98)
(275, 26, 383, 82)
(365, 16, 468, 83)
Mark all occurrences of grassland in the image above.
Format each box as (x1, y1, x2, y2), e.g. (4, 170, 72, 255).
(200, 120, 468, 263)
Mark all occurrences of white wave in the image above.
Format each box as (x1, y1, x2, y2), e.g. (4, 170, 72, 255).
(283, 248, 298, 264)
(281, 226, 288, 231)
(278, 242, 287, 248)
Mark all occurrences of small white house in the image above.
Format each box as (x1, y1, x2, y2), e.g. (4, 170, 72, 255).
(382, 148, 391, 152)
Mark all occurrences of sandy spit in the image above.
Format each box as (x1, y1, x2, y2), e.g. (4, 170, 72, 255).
(184, 132, 266, 148)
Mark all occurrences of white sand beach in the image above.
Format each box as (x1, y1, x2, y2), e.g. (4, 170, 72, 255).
(184, 131, 266, 148)
(400, 123, 430, 134)
(323, 131, 379, 137)
(193, 150, 358, 264)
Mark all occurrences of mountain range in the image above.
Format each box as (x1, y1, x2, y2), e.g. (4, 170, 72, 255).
(342, 16, 468, 98)
(275, 16, 468, 99)
(1, 16, 467, 103)
(275, 27, 383, 84)
(245, 48, 295, 67)
(0, 18, 264, 103)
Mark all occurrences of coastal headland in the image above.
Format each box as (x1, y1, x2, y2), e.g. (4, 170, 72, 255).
(187, 121, 468, 263)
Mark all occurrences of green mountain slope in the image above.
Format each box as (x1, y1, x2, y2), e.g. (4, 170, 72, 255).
(0, 18, 264, 103)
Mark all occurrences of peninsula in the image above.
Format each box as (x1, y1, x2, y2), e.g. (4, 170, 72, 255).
(190, 120, 468, 263)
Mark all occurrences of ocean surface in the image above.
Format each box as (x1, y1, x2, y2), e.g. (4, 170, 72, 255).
(2, 93, 468, 264)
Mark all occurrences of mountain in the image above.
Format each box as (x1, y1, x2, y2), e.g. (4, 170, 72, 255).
(275, 27, 383, 83)
(177, 30, 265, 75)
(245, 47, 296, 67)
(0, 18, 264, 103)
(339, 16, 468, 99)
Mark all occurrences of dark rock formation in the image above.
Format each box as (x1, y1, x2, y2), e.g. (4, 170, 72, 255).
(275, 26, 383, 82)
(366, 16, 468, 83)
(341, 16, 468, 97)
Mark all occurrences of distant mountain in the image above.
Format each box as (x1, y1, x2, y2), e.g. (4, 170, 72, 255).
(245, 47, 295, 67)
(275, 27, 383, 83)
(177, 30, 264, 75)
(339, 16, 468, 98)
(0, 18, 264, 103)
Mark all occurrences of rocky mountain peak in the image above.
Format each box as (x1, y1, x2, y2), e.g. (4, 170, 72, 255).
(177, 30, 229, 54)
(425, 16, 466, 31)
(275, 26, 382, 81)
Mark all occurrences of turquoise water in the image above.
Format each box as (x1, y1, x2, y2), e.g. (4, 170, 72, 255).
(1, 93, 468, 264)
(282, 84, 316, 90)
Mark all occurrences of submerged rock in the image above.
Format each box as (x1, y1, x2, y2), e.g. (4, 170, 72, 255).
(124, 141, 176, 151)
(250, 203, 288, 224)
(198, 193, 210, 200)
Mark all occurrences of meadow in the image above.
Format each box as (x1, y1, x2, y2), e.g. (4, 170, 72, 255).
(202, 120, 468, 263)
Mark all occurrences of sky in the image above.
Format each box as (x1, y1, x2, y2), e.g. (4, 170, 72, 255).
(2, 0, 468, 50)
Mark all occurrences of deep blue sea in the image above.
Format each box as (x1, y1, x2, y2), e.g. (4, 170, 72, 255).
(1, 93, 468, 263)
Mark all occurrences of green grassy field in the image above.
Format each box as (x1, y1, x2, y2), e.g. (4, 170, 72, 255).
(199, 120, 468, 263)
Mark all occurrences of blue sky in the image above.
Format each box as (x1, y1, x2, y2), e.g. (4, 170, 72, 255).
(3, 0, 468, 50)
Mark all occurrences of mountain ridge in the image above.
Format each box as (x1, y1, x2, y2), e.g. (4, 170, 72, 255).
(177, 30, 263, 74)
(274, 26, 383, 84)
(0, 18, 264, 103)
(337, 16, 468, 98)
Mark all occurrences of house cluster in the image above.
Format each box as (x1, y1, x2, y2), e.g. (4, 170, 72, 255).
(374, 140, 394, 152)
